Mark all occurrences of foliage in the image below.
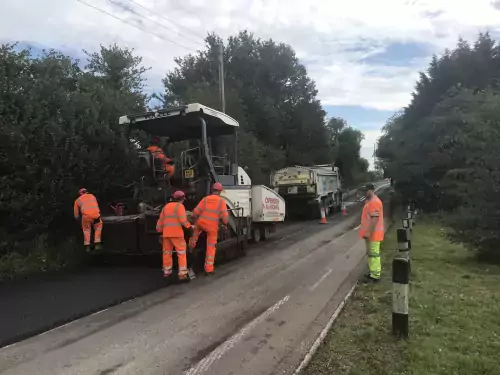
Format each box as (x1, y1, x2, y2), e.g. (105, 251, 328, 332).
(376, 32, 500, 259)
(161, 31, 361, 183)
(0, 43, 144, 265)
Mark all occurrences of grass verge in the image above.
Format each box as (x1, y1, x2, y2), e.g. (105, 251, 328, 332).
(0, 235, 84, 282)
(304, 218, 500, 375)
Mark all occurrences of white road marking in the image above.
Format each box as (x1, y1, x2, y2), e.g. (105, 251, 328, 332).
(185, 295, 290, 375)
(309, 269, 332, 291)
(294, 282, 358, 374)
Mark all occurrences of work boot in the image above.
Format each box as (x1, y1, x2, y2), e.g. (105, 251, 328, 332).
(163, 271, 172, 278)
(94, 243, 103, 251)
(362, 275, 380, 284)
(84, 245, 91, 253)
(178, 274, 190, 283)
(205, 271, 215, 276)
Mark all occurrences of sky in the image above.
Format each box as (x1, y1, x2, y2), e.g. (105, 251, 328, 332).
(2, 0, 500, 169)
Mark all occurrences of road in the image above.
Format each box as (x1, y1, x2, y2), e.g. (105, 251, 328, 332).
(0, 184, 389, 375)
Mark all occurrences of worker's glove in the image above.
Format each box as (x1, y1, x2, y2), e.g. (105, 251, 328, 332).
(186, 227, 194, 237)
(158, 236, 163, 245)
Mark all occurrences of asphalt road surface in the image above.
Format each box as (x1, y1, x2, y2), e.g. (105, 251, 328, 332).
(0, 184, 389, 375)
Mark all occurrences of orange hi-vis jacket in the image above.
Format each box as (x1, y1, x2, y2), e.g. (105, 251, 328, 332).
(193, 195, 229, 229)
(147, 145, 170, 164)
(74, 194, 100, 219)
(156, 202, 191, 237)
(147, 145, 174, 176)
(360, 195, 384, 241)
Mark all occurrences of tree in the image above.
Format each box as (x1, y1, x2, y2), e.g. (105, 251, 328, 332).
(375, 33, 500, 260)
(0, 43, 146, 264)
(160, 31, 332, 182)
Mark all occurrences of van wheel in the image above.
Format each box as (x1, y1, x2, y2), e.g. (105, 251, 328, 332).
(252, 227, 261, 243)
(261, 226, 271, 240)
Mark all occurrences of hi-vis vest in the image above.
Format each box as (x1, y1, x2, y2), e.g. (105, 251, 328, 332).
(74, 194, 100, 219)
(360, 195, 384, 241)
(193, 195, 229, 228)
(157, 202, 191, 237)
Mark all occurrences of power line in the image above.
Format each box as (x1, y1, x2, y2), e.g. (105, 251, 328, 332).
(125, 0, 207, 41)
(105, 0, 205, 47)
(75, 0, 197, 52)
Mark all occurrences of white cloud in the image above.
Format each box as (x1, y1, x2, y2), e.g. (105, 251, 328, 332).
(1, 0, 500, 112)
(359, 128, 383, 170)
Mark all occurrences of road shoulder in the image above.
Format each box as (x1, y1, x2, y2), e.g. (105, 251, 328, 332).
(302, 219, 500, 375)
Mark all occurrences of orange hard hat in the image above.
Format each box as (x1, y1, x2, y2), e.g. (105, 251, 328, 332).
(212, 182, 223, 191)
(79, 188, 87, 195)
(172, 190, 185, 199)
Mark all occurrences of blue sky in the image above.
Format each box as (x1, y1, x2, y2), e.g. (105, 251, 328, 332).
(3, 0, 500, 168)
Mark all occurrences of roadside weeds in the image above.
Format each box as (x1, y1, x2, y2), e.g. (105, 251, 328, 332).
(303, 219, 500, 375)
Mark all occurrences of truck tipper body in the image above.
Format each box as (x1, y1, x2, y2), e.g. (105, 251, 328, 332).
(270, 164, 342, 219)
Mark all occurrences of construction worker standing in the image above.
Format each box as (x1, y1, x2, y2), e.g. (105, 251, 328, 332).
(359, 183, 384, 283)
(189, 182, 229, 275)
(74, 188, 103, 251)
(156, 190, 192, 280)
(147, 137, 175, 178)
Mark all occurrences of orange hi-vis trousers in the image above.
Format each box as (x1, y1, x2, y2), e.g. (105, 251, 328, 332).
(189, 222, 217, 273)
(82, 215, 102, 246)
(162, 237, 188, 278)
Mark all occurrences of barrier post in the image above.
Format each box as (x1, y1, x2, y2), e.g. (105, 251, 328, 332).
(401, 219, 412, 250)
(392, 257, 410, 339)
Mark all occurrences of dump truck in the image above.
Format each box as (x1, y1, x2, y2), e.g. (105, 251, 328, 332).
(101, 103, 285, 271)
(270, 164, 342, 219)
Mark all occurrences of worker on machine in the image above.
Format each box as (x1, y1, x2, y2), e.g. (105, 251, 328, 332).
(156, 190, 193, 280)
(74, 188, 103, 251)
(147, 137, 175, 179)
(189, 182, 229, 276)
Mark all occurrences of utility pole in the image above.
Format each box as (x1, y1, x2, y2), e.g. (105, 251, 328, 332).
(218, 42, 226, 113)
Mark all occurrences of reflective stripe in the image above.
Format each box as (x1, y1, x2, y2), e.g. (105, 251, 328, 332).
(206, 255, 215, 260)
(162, 223, 183, 227)
(177, 251, 186, 255)
(205, 261, 214, 265)
(368, 253, 380, 258)
(179, 266, 188, 271)
(199, 215, 220, 222)
(207, 243, 217, 247)
(163, 251, 173, 255)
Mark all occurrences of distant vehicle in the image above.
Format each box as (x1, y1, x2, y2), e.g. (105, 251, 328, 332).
(270, 165, 343, 219)
(101, 103, 285, 270)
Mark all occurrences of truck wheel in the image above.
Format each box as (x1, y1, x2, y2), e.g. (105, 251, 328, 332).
(261, 226, 271, 241)
(251, 227, 261, 243)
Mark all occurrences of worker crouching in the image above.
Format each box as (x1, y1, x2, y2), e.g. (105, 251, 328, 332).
(156, 190, 193, 280)
(74, 188, 103, 252)
(189, 182, 229, 275)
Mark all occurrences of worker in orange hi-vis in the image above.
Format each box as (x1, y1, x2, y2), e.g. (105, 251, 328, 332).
(156, 190, 193, 280)
(147, 137, 175, 178)
(359, 183, 384, 283)
(189, 182, 229, 276)
(74, 188, 103, 252)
